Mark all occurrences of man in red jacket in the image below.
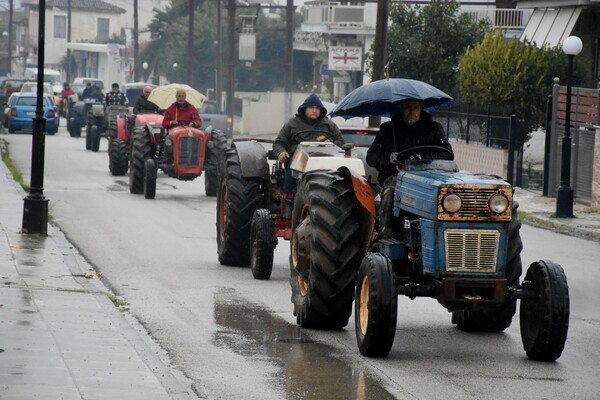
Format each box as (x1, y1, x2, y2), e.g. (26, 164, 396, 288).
(162, 88, 202, 129)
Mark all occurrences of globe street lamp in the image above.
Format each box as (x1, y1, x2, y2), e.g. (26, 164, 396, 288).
(142, 61, 148, 83)
(556, 36, 583, 218)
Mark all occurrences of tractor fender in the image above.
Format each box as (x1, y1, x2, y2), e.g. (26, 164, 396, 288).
(338, 166, 376, 218)
(232, 141, 270, 179)
(338, 166, 377, 253)
(91, 104, 104, 117)
(116, 115, 128, 141)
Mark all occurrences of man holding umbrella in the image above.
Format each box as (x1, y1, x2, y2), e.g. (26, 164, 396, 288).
(162, 88, 202, 128)
(366, 98, 454, 237)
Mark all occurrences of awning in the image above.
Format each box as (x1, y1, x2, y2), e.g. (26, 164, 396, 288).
(520, 6, 583, 48)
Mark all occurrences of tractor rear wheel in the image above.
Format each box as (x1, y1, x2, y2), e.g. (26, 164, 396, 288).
(250, 209, 275, 280)
(216, 148, 265, 266)
(129, 127, 151, 194)
(204, 130, 228, 197)
(520, 260, 569, 361)
(144, 158, 157, 199)
(109, 138, 128, 176)
(290, 170, 364, 329)
(452, 202, 523, 332)
(355, 253, 397, 357)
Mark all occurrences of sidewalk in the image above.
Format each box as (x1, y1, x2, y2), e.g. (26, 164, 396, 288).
(0, 160, 197, 398)
(514, 186, 600, 242)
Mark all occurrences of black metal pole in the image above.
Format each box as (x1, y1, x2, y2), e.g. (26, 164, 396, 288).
(66, 0, 71, 83)
(506, 114, 516, 185)
(7, 0, 13, 76)
(216, 0, 222, 110)
(543, 92, 553, 196)
(22, 0, 48, 235)
(556, 55, 575, 218)
(368, 0, 388, 128)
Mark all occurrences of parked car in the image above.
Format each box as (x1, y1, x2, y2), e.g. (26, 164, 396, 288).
(6, 92, 58, 134)
(72, 77, 105, 93)
(1, 78, 25, 97)
(339, 125, 378, 146)
(3, 92, 18, 128)
(20, 81, 55, 97)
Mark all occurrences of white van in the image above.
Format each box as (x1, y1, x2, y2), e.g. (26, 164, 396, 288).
(24, 68, 63, 94)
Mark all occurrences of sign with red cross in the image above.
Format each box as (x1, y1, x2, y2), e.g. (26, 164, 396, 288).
(328, 46, 362, 71)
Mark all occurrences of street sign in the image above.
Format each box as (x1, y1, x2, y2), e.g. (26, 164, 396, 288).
(320, 63, 331, 75)
(328, 46, 362, 71)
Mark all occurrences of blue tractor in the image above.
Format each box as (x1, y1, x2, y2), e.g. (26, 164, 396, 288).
(355, 147, 570, 362)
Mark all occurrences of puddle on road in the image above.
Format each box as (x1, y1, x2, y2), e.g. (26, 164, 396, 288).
(213, 288, 396, 400)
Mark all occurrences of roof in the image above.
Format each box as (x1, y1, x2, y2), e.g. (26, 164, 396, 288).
(520, 6, 583, 48)
(46, 0, 126, 14)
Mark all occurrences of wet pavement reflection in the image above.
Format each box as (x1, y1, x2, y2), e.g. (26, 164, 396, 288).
(213, 288, 396, 400)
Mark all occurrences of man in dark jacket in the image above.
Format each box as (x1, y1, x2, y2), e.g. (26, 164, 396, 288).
(273, 93, 344, 194)
(367, 98, 454, 237)
(133, 86, 158, 114)
(103, 83, 128, 107)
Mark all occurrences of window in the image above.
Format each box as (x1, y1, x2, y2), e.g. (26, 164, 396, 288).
(54, 15, 66, 38)
(97, 18, 109, 41)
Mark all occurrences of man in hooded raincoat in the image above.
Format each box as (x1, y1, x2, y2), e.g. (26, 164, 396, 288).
(273, 93, 344, 194)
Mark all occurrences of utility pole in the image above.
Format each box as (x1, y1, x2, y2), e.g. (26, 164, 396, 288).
(369, 0, 388, 127)
(187, 0, 194, 84)
(284, 0, 294, 120)
(226, 0, 235, 117)
(133, 0, 139, 82)
(66, 0, 71, 82)
(216, 0, 222, 108)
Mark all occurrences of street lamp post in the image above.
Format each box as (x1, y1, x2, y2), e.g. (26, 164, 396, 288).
(172, 62, 178, 83)
(556, 36, 583, 218)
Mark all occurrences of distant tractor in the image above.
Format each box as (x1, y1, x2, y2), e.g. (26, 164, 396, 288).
(128, 122, 228, 199)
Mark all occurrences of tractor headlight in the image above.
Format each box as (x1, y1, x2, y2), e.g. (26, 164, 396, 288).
(164, 137, 173, 147)
(489, 193, 509, 214)
(442, 192, 462, 213)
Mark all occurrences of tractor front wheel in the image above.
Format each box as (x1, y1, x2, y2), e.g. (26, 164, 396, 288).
(355, 253, 397, 357)
(144, 158, 157, 199)
(109, 138, 129, 176)
(520, 260, 569, 361)
(250, 209, 275, 280)
(91, 124, 101, 152)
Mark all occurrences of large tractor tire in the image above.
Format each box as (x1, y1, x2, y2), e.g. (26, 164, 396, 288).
(250, 209, 275, 280)
(520, 260, 569, 361)
(290, 170, 365, 329)
(216, 148, 265, 266)
(452, 202, 523, 332)
(355, 253, 397, 357)
(129, 127, 152, 194)
(109, 138, 129, 176)
(204, 130, 228, 197)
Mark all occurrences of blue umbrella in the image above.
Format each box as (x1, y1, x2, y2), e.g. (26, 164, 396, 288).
(330, 78, 453, 119)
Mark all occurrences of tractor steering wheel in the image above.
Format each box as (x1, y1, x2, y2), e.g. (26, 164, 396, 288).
(393, 145, 454, 163)
(292, 129, 337, 144)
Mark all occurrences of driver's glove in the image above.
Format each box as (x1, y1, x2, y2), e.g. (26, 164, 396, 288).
(389, 152, 400, 164)
(409, 153, 422, 161)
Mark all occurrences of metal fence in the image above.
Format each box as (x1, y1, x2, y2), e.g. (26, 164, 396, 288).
(430, 103, 525, 186)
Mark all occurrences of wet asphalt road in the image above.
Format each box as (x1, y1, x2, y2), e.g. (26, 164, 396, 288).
(3, 125, 600, 400)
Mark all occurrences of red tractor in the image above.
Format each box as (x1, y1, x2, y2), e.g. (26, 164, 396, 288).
(128, 121, 228, 199)
(109, 112, 163, 176)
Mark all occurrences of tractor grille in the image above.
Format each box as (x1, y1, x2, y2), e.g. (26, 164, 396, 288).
(444, 229, 499, 272)
(179, 137, 201, 166)
(438, 186, 512, 222)
(453, 188, 497, 217)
